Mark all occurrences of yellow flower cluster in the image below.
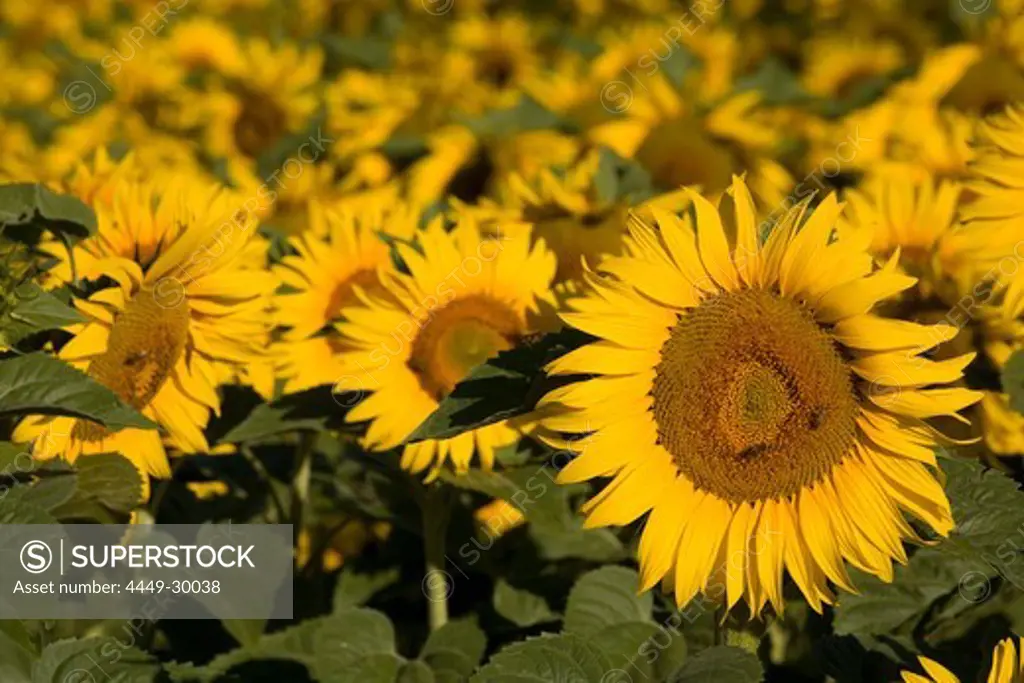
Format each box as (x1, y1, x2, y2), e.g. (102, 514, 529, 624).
(3, 0, 1024, 655)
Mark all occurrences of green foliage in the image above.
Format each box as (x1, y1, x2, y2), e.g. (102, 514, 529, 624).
(1003, 350, 1024, 415)
(564, 566, 653, 635)
(0, 183, 97, 242)
(0, 353, 156, 429)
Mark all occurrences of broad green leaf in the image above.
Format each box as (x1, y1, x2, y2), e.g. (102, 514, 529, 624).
(835, 456, 1024, 636)
(32, 638, 160, 683)
(0, 183, 97, 240)
(0, 353, 156, 429)
(421, 619, 487, 680)
(70, 454, 143, 514)
(470, 633, 614, 683)
(1002, 350, 1024, 415)
(941, 455, 1024, 587)
(221, 619, 266, 648)
(591, 621, 666, 681)
(398, 661, 437, 683)
(407, 328, 590, 443)
(333, 567, 401, 609)
(564, 566, 652, 636)
(219, 387, 333, 444)
(0, 620, 35, 683)
(0, 442, 31, 473)
(0, 286, 84, 347)
(0, 493, 57, 524)
(832, 548, 974, 635)
(494, 579, 558, 628)
(670, 646, 762, 682)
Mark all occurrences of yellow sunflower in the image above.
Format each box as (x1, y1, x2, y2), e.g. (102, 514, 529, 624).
(801, 34, 904, 99)
(14, 176, 276, 496)
(838, 174, 1009, 306)
(333, 216, 556, 478)
(902, 637, 1024, 683)
(202, 37, 323, 163)
(536, 176, 981, 615)
(272, 200, 418, 394)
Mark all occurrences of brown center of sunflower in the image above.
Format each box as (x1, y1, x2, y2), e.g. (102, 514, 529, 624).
(233, 88, 287, 158)
(328, 268, 380, 319)
(651, 289, 858, 503)
(409, 295, 524, 400)
(635, 118, 737, 195)
(72, 288, 190, 441)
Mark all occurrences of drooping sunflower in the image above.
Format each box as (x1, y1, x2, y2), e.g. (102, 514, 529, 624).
(333, 217, 556, 478)
(14, 176, 276, 496)
(902, 637, 1024, 683)
(536, 176, 981, 614)
(272, 200, 418, 394)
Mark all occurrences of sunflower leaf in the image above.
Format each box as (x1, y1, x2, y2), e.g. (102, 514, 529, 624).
(469, 633, 614, 683)
(32, 637, 160, 683)
(0, 183, 97, 242)
(1002, 350, 1024, 415)
(0, 620, 35, 683)
(669, 645, 762, 682)
(564, 566, 652, 636)
(493, 579, 559, 627)
(835, 456, 1024, 636)
(420, 619, 487, 680)
(0, 284, 84, 348)
(406, 327, 591, 443)
(0, 353, 156, 429)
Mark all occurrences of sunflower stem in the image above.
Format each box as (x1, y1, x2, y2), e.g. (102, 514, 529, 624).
(422, 483, 453, 633)
(290, 431, 317, 547)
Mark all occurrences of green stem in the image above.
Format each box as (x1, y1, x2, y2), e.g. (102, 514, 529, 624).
(291, 432, 317, 545)
(422, 484, 453, 632)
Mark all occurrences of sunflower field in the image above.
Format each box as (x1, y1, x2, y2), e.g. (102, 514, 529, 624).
(7, 0, 1024, 680)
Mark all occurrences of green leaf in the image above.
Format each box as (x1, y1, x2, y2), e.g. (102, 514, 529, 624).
(670, 646, 762, 682)
(833, 548, 977, 635)
(0, 285, 84, 347)
(590, 621, 666, 681)
(333, 567, 401, 609)
(564, 566, 652, 636)
(0, 183, 97, 240)
(421, 619, 487, 680)
(1002, 350, 1024, 415)
(219, 387, 333, 444)
(398, 661, 436, 683)
(407, 328, 589, 443)
(0, 492, 57, 524)
(733, 58, 811, 107)
(493, 580, 558, 628)
(461, 96, 563, 139)
(51, 453, 144, 517)
(0, 353, 156, 429)
(941, 455, 1024, 587)
(0, 621, 35, 683)
(835, 456, 1024, 636)
(470, 633, 614, 683)
(32, 638, 160, 683)
(221, 619, 266, 648)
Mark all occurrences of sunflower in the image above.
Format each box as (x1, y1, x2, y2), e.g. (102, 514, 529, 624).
(13, 176, 276, 496)
(838, 174, 1011, 306)
(272, 200, 418, 393)
(459, 147, 691, 285)
(536, 176, 981, 615)
(202, 37, 323, 163)
(333, 216, 556, 478)
(800, 34, 904, 99)
(902, 637, 1024, 683)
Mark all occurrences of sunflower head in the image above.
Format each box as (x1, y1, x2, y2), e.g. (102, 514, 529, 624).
(333, 215, 556, 478)
(538, 176, 981, 615)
